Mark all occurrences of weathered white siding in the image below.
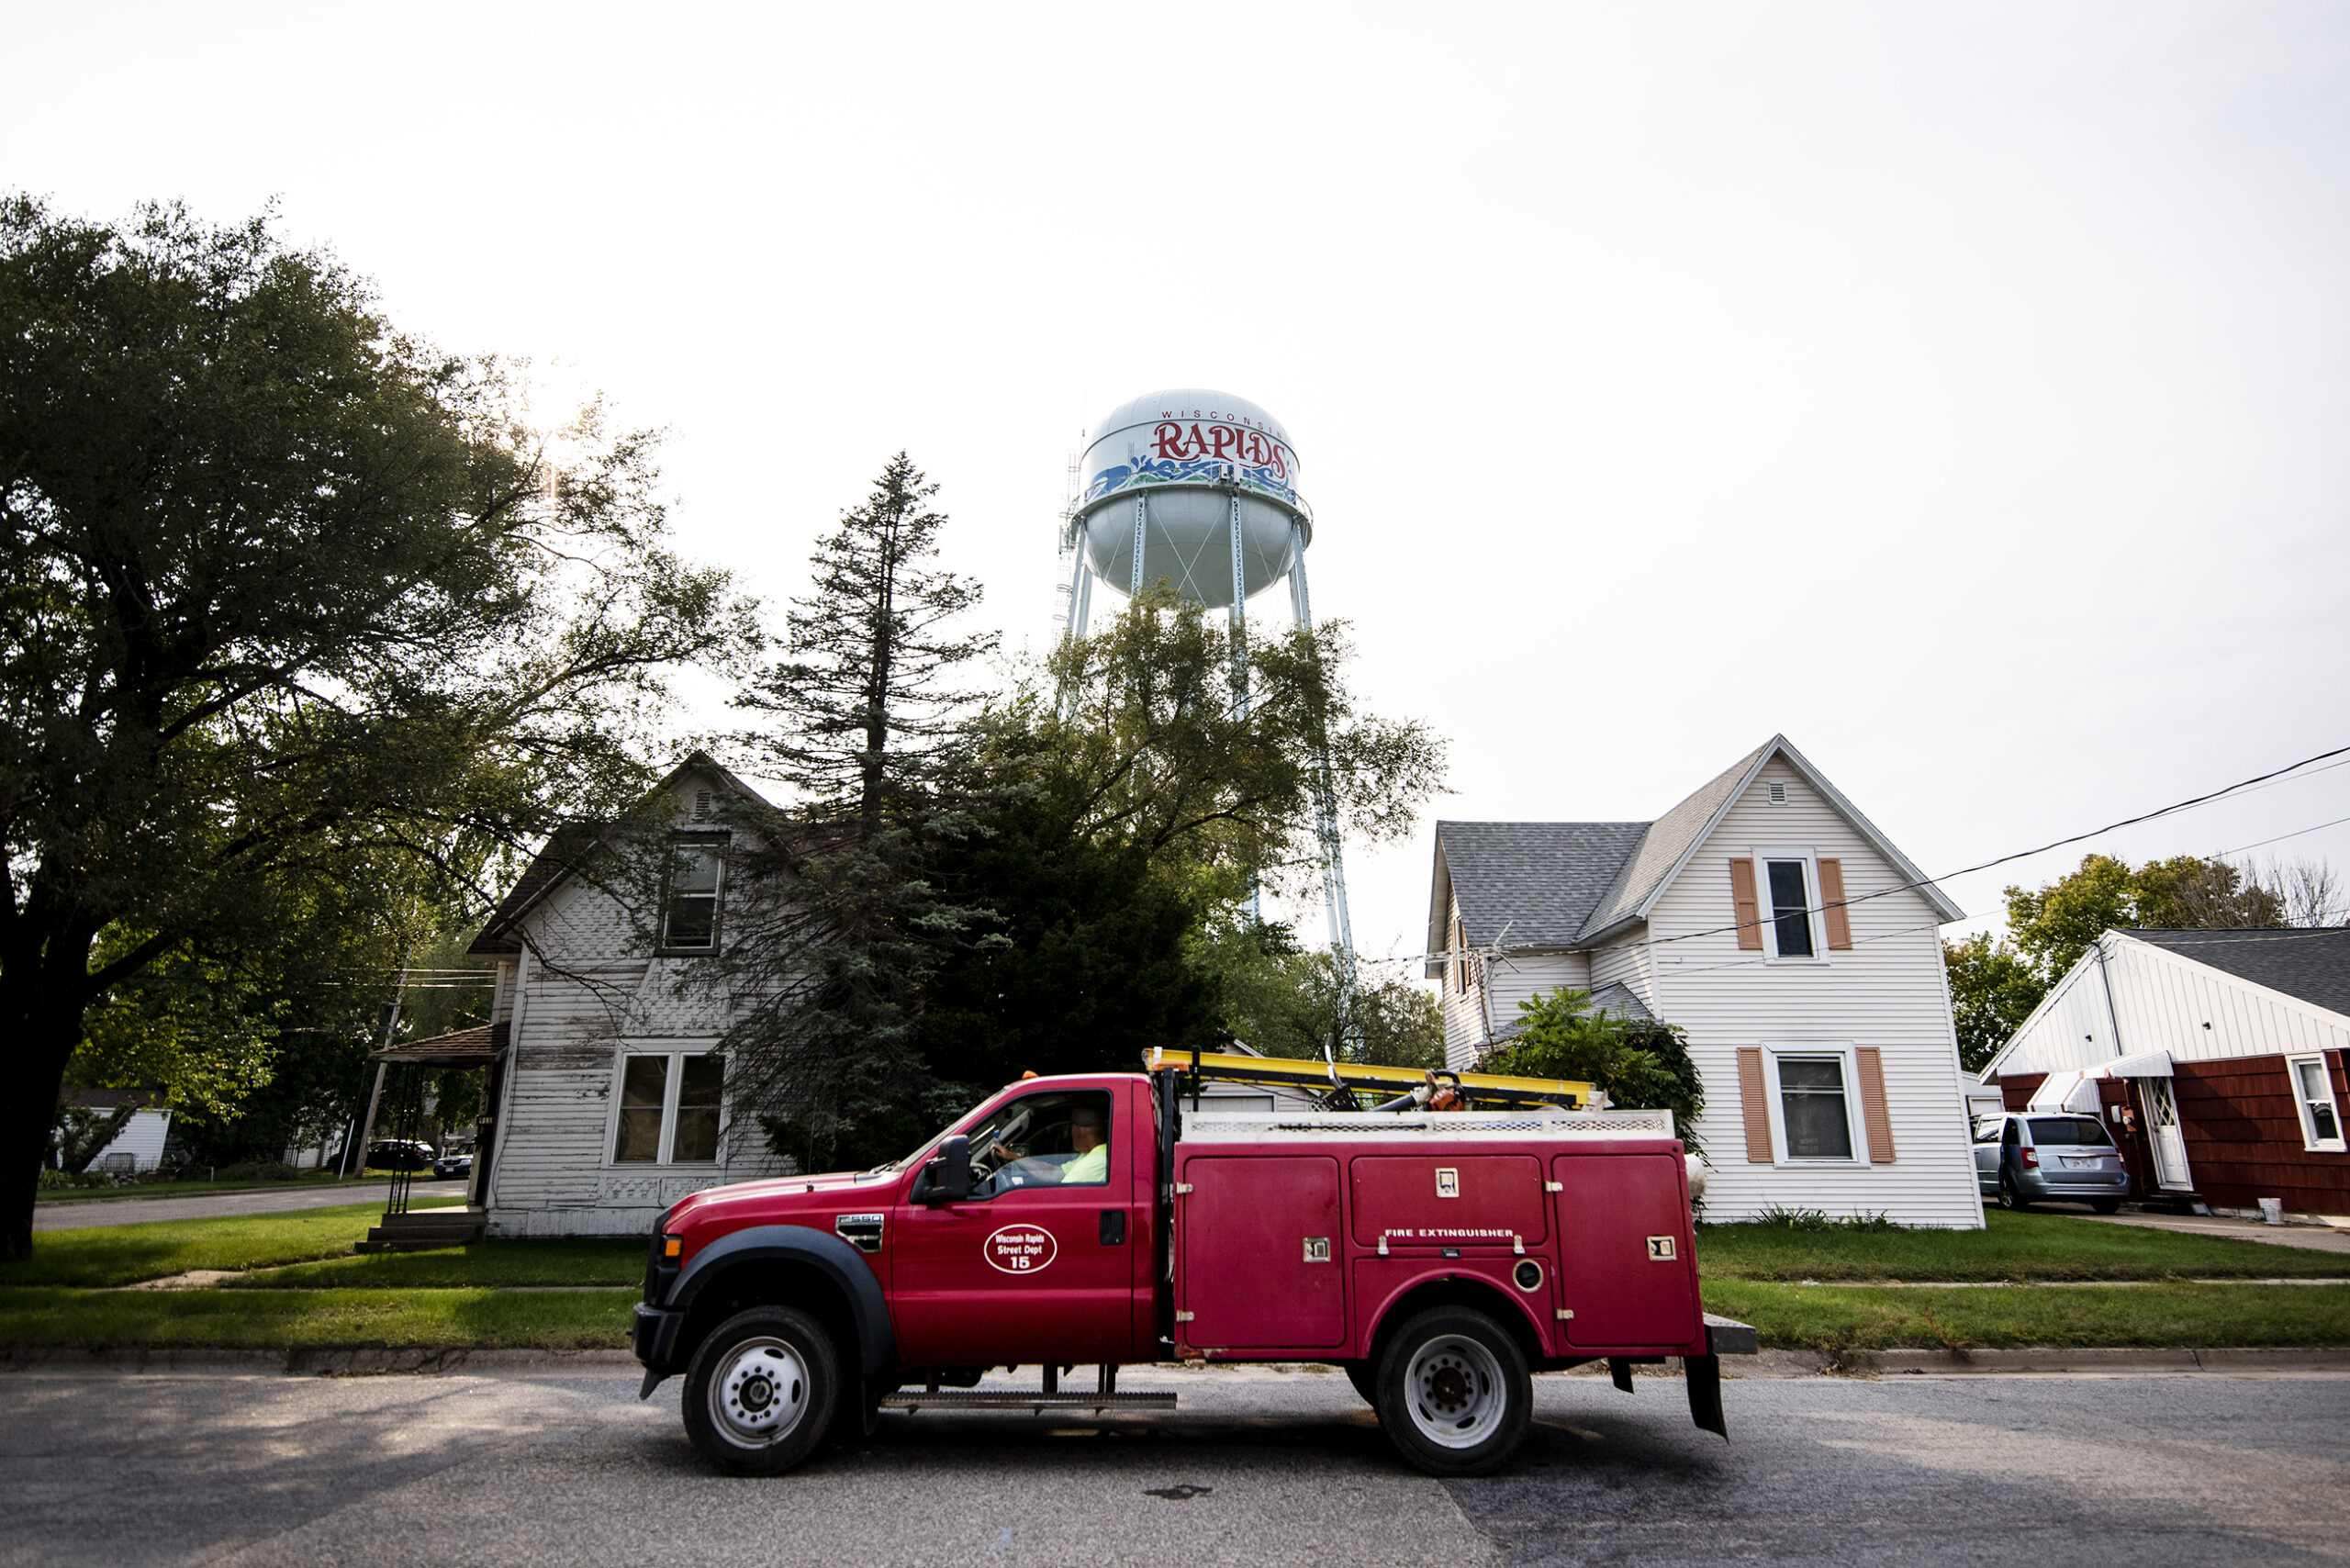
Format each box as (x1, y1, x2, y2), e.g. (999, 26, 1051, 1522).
(486, 778, 789, 1238)
(1650, 757, 1982, 1226)
(1994, 934, 2350, 1077)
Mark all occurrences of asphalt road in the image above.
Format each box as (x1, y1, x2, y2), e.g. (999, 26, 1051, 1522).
(31, 1179, 472, 1231)
(3, 1363, 2344, 1566)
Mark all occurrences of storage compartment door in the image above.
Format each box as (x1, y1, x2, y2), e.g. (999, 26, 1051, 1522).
(1550, 1153, 1698, 1350)
(1179, 1155, 1346, 1349)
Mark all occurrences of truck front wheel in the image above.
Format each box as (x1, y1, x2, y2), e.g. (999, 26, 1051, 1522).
(1373, 1307, 1531, 1477)
(681, 1306, 840, 1476)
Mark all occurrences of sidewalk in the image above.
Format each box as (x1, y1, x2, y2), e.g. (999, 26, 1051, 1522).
(2063, 1207, 2350, 1257)
(31, 1180, 471, 1232)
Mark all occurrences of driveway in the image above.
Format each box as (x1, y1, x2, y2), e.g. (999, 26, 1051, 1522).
(31, 1179, 471, 1231)
(2065, 1207, 2350, 1257)
(1, 1363, 2341, 1566)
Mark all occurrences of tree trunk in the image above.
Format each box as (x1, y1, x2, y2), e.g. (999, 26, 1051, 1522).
(1, 998, 81, 1260)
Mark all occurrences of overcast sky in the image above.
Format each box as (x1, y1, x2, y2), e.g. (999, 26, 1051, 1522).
(12, 3, 2349, 969)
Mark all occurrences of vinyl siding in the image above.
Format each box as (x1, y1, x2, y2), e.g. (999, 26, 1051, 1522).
(1996, 933, 2350, 1077)
(1439, 886, 1590, 1070)
(1650, 758, 1981, 1226)
(2171, 1053, 2350, 1214)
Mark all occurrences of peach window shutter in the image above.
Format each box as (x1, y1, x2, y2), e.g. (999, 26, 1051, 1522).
(1729, 858, 1763, 950)
(1854, 1047, 1897, 1163)
(1737, 1047, 1774, 1162)
(1817, 858, 1853, 950)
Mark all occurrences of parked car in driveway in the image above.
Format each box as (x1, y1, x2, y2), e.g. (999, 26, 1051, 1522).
(1974, 1113, 2127, 1212)
(365, 1139, 438, 1171)
(432, 1153, 473, 1180)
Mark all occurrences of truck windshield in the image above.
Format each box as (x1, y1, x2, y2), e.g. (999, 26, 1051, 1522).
(2027, 1116, 2112, 1147)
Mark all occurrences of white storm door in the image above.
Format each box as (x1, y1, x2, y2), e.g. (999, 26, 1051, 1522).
(2143, 1079, 2192, 1190)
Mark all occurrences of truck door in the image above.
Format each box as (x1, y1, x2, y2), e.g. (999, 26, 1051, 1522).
(1178, 1154, 1346, 1350)
(1550, 1152, 1698, 1350)
(892, 1088, 1136, 1364)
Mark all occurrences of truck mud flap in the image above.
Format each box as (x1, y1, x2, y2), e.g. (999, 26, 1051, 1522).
(1685, 1353, 1727, 1439)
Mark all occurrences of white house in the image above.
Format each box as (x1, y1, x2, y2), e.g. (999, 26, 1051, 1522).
(1980, 927, 2350, 1222)
(471, 756, 789, 1238)
(1427, 735, 1982, 1226)
(76, 1091, 173, 1174)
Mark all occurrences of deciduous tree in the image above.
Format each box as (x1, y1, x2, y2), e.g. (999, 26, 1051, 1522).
(0, 198, 752, 1257)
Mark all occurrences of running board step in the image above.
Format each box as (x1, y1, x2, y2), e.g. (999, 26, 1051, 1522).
(880, 1391, 1177, 1413)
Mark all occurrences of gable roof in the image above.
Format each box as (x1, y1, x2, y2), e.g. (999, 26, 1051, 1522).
(468, 753, 773, 957)
(1427, 734, 1964, 961)
(2127, 927, 2350, 1019)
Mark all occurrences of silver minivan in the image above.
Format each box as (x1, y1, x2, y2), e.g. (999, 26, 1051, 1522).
(1973, 1112, 2128, 1212)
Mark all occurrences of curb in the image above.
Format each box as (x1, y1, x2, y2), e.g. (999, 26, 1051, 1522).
(0, 1346, 638, 1374)
(1733, 1346, 2350, 1378)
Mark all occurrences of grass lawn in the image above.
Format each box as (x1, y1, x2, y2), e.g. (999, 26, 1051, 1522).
(1695, 1208, 2350, 1282)
(4, 1202, 460, 1289)
(1704, 1280, 2350, 1352)
(0, 1287, 635, 1350)
(236, 1238, 645, 1289)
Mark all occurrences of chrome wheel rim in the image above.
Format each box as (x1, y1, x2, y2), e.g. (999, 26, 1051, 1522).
(707, 1337, 809, 1448)
(1404, 1334, 1505, 1450)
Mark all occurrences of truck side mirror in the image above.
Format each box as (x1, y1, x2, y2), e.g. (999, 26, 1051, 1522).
(923, 1134, 972, 1204)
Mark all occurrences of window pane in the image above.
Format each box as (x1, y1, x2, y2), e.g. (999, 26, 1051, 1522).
(672, 1055, 724, 1162)
(1778, 1058, 1851, 1159)
(614, 1056, 668, 1162)
(664, 846, 722, 948)
(2300, 1062, 2341, 1141)
(2028, 1116, 2111, 1147)
(1767, 861, 1813, 957)
(963, 1092, 1113, 1196)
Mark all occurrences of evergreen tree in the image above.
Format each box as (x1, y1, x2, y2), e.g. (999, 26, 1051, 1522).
(722, 456, 999, 1170)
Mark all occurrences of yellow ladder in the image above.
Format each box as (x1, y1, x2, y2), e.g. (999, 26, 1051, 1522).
(1141, 1047, 1596, 1110)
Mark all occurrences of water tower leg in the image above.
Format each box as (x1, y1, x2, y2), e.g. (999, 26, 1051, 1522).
(1129, 497, 1147, 595)
(1068, 554, 1093, 641)
(1288, 535, 1360, 1033)
(1230, 495, 1259, 923)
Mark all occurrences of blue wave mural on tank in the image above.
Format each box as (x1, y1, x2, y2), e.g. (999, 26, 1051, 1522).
(1081, 455, 1297, 509)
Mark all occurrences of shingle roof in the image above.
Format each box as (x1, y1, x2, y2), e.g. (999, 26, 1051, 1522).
(1576, 741, 1775, 941)
(2129, 928, 2350, 1019)
(1427, 734, 1961, 963)
(1433, 821, 1650, 950)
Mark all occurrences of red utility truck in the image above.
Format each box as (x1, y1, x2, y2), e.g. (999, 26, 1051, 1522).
(632, 1058, 1757, 1476)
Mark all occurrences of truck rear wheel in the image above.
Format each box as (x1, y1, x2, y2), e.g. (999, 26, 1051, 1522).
(1372, 1306, 1531, 1477)
(681, 1306, 839, 1476)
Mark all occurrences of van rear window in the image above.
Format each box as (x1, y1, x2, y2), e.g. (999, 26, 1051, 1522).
(2028, 1116, 2112, 1147)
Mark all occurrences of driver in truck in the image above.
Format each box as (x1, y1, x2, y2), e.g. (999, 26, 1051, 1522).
(987, 1102, 1109, 1187)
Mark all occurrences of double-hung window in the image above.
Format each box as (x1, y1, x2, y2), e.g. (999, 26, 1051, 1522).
(661, 837, 725, 951)
(1774, 1055, 1853, 1159)
(613, 1051, 726, 1164)
(1764, 859, 1815, 958)
(2289, 1055, 2345, 1153)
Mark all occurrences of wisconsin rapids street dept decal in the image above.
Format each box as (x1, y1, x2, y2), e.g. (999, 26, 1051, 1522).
(985, 1225, 1057, 1274)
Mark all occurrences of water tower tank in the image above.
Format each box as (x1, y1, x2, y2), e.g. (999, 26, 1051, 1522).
(1072, 389, 1311, 610)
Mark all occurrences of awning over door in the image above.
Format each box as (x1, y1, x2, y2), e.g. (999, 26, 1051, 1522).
(2023, 1049, 2175, 1113)
(2104, 1049, 2174, 1079)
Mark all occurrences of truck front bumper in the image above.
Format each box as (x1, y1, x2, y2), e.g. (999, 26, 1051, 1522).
(632, 1303, 684, 1371)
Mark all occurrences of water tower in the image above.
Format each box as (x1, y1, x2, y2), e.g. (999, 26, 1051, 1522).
(1058, 388, 1354, 964)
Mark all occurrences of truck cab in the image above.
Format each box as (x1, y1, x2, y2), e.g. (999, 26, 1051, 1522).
(633, 1068, 1753, 1477)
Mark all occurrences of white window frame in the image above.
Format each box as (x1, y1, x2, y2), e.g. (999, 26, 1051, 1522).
(1749, 847, 1827, 964)
(1762, 1043, 1864, 1166)
(2287, 1054, 2345, 1154)
(606, 1043, 727, 1167)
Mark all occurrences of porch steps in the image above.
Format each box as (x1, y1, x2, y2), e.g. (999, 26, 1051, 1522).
(355, 1205, 487, 1252)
